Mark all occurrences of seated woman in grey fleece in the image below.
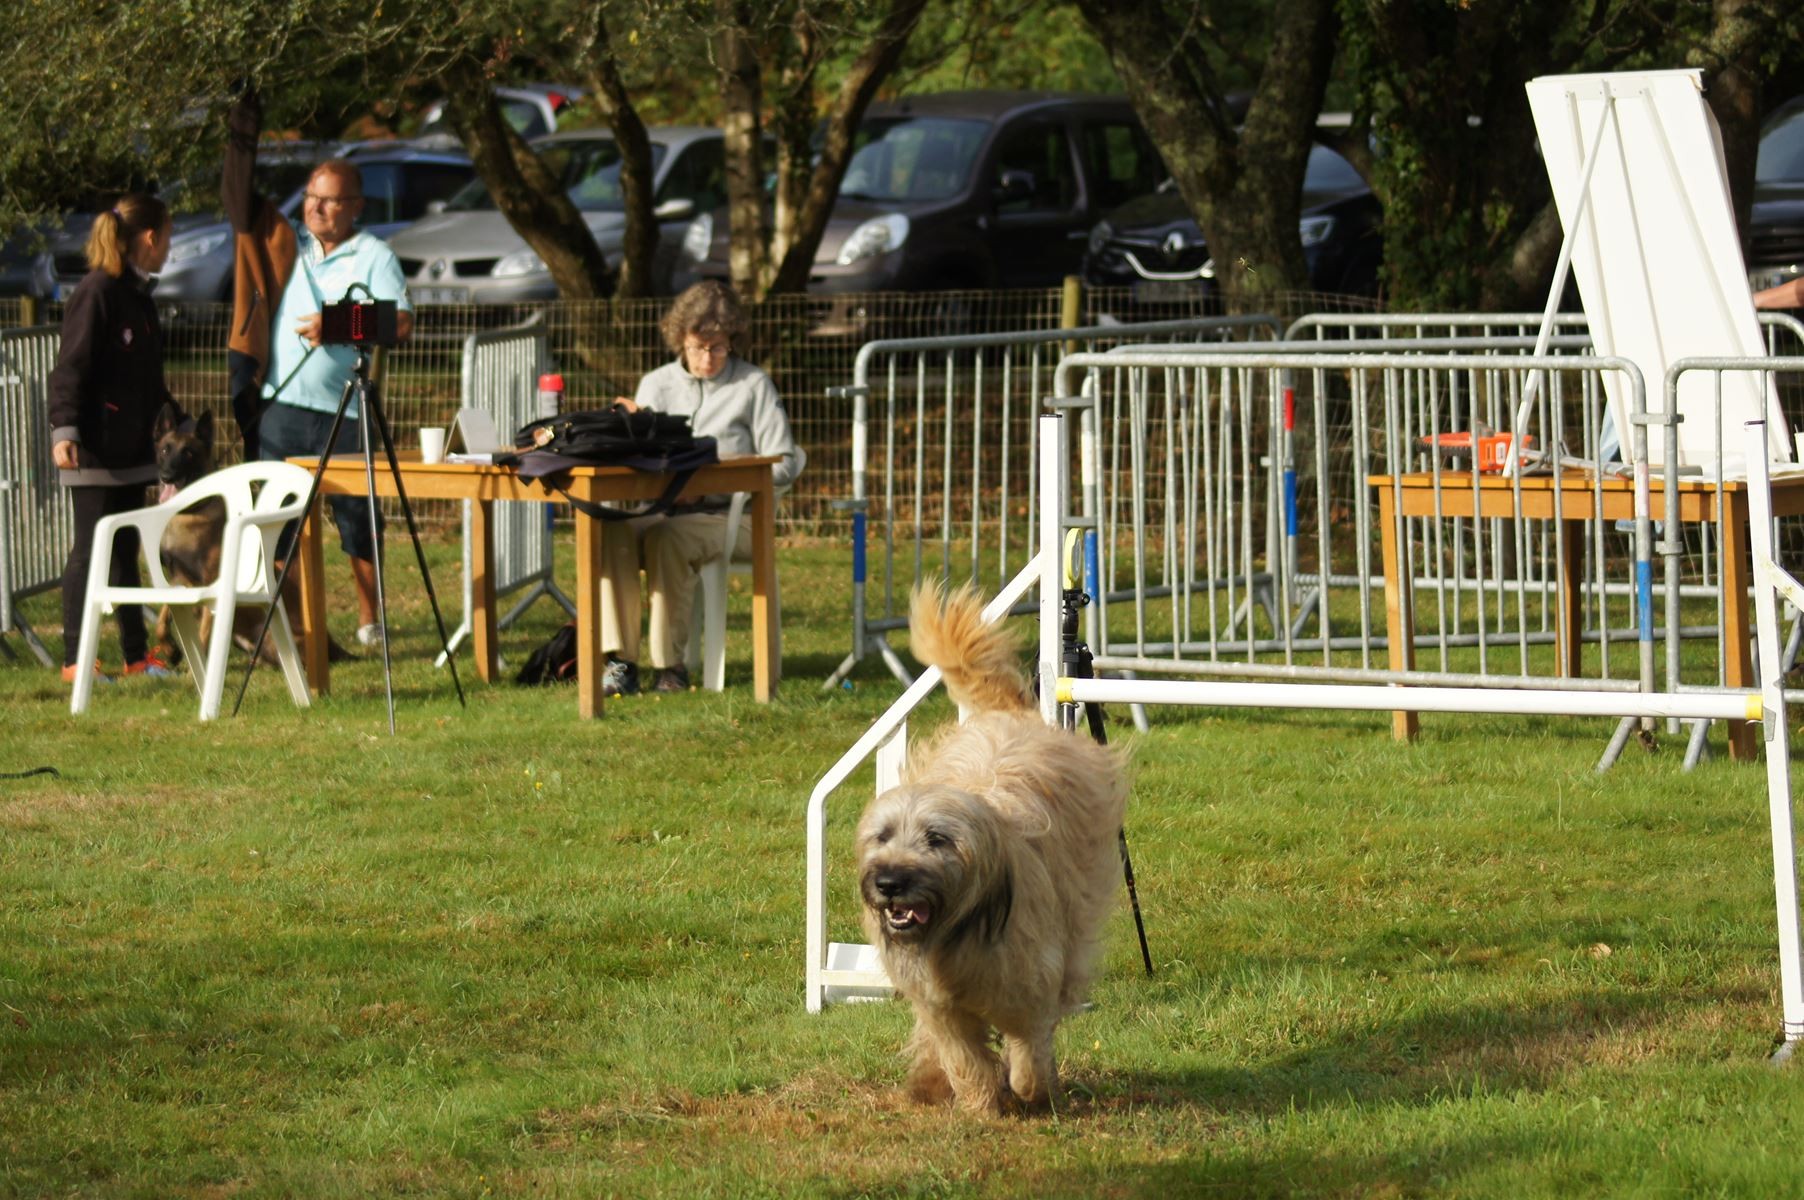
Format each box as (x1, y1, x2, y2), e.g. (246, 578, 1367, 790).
(599, 280, 805, 695)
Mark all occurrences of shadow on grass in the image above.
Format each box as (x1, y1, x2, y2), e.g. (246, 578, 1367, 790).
(1066, 982, 1767, 1123)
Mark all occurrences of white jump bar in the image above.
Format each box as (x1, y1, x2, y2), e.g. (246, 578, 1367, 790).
(1058, 678, 1762, 724)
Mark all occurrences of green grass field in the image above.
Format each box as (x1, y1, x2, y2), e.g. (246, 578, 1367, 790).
(4, 532, 1803, 1198)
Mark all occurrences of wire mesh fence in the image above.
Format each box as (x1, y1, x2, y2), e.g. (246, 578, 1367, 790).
(3, 286, 1355, 536)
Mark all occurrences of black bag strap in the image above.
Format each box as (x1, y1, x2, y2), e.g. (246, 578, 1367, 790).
(542, 467, 701, 522)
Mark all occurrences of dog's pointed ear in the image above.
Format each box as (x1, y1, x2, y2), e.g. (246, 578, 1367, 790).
(193, 410, 214, 450)
(153, 402, 180, 442)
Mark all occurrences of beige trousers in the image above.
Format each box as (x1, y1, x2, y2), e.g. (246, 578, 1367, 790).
(599, 511, 746, 668)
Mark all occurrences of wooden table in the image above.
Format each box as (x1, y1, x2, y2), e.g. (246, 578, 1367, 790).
(288, 453, 781, 717)
(1371, 469, 1804, 761)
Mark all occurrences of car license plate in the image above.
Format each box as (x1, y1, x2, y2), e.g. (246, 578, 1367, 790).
(413, 286, 470, 304)
(1132, 279, 1206, 303)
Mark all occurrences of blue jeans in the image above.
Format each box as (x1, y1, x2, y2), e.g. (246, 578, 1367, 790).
(258, 401, 383, 561)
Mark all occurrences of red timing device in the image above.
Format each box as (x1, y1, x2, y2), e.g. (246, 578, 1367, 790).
(1419, 431, 1534, 473)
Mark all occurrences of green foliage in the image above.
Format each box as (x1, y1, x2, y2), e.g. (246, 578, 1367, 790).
(901, 2, 1122, 95)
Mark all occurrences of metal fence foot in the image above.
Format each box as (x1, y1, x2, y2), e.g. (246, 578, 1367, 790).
(822, 649, 862, 691)
(1596, 715, 1638, 773)
(1682, 719, 1711, 770)
(876, 637, 915, 687)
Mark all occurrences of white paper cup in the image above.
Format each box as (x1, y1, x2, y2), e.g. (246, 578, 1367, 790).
(419, 427, 447, 464)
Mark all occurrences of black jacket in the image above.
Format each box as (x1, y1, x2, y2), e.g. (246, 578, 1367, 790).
(48, 267, 172, 486)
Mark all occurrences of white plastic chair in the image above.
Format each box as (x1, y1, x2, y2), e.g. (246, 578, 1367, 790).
(71, 461, 315, 721)
(686, 491, 781, 691)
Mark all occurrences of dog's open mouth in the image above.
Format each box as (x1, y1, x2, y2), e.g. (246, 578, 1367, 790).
(885, 904, 932, 933)
(158, 482, 180, 504)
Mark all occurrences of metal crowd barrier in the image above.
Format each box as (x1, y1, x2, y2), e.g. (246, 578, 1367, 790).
(1286, 311, 1593, 341)
(1051, 346, 1648, 682)
(1047, 338, 1804, 766)
(821, 314, 1283, 688)
(0, 325, 66, 664)
(438, 325, 571, 667)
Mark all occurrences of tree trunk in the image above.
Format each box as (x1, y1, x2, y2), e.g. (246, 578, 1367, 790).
(445, 68, 613, 300)
(583, 13, 658, 299)
(1077, 0, 1337, 314)
(715, 0, 771, 299)
(766, 0, 931, 295)
(1701, 0, 1773, 249)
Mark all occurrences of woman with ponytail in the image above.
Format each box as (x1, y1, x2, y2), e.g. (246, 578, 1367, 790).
(47, 192, 177, 683)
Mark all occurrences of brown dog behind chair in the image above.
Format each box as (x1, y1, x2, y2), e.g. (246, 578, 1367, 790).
(149, 403, 278, 665)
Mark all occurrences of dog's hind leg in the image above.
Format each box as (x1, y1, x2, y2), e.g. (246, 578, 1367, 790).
(152, 606, 180, 667)
(914, 1007, 1005, 1114)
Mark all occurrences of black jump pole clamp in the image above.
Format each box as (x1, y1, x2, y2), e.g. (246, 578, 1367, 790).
(1056, 529, 1153, 978)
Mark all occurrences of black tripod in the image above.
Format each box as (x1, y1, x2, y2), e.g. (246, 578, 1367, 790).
(1057, 551, 1154, 977)
(235, 346, 465, 732)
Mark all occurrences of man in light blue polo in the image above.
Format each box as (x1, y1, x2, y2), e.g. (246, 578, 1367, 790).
(257, 159, 414, 648)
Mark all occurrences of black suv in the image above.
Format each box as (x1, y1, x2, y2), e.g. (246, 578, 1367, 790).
(1082, 142, 1383, 304)
(1747, 96, 1804, 294)
(677, 91, 1164, 296)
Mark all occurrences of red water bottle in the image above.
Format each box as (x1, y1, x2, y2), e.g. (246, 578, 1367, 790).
(536, 372, 564, 419)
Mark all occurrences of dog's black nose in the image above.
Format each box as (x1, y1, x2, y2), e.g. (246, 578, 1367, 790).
(874, 871, 911, 898)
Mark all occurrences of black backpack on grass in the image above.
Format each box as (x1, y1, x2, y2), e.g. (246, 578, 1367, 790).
(516, 623, 578, 686)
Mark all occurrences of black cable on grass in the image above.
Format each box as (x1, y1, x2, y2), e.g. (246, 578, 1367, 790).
(0, 767, 60, 780)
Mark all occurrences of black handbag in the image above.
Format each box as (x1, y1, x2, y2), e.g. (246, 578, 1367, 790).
(500, 406, 720, 520)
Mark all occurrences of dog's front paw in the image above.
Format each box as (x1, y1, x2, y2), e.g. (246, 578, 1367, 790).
(951, 1079, 1008, 1116)
(905, 1057, 955, 1106)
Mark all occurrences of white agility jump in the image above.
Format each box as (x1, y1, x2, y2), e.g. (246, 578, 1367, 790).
(804, 410, 1804, 1059)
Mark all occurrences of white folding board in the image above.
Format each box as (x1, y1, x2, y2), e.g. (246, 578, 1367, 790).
(1526, 68, 1788, 477)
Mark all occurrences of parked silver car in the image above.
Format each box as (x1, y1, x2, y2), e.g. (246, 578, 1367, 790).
(33, 145, 475, 306)
(414, 84, 586, 146)
(385, 126, 726, 303)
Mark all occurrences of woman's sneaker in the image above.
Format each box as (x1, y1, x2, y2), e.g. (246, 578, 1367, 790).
(121, 653, 175, 679)
(652, 665, 690, 693)
(60, 661, 112, 685)
(602, 659, 640, 697)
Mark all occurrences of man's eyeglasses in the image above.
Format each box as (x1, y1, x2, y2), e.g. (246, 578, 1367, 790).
(303, 193, 358, 209)
(684, 340, 731, 358)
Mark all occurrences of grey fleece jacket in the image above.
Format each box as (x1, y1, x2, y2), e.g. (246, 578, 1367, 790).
(633, 356, 806, 493)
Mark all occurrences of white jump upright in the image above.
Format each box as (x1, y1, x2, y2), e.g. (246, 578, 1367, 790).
(1745, 420, 1804, 1054)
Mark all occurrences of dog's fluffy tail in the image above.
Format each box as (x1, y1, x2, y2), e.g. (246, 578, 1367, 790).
(910, 582, 1035, 715)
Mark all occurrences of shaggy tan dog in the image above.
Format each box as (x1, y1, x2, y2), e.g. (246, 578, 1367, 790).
(855, 583, 1130, 1113)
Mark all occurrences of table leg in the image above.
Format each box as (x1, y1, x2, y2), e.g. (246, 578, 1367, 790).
(751, 480, 777, 702)
(1722, 492, 1757, 761)
(469, 499, 498, 683)
(1378, 488, 1418, 741)
(574, 508, 604, 719)
(296, 497, 329, 696)
(1559, 520, 1584, 678)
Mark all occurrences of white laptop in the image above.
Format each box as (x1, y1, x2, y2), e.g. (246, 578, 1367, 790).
(446, 409, 505, 461)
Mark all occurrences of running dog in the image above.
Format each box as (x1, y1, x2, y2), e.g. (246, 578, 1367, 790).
(854, 583, 1131, 1113)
